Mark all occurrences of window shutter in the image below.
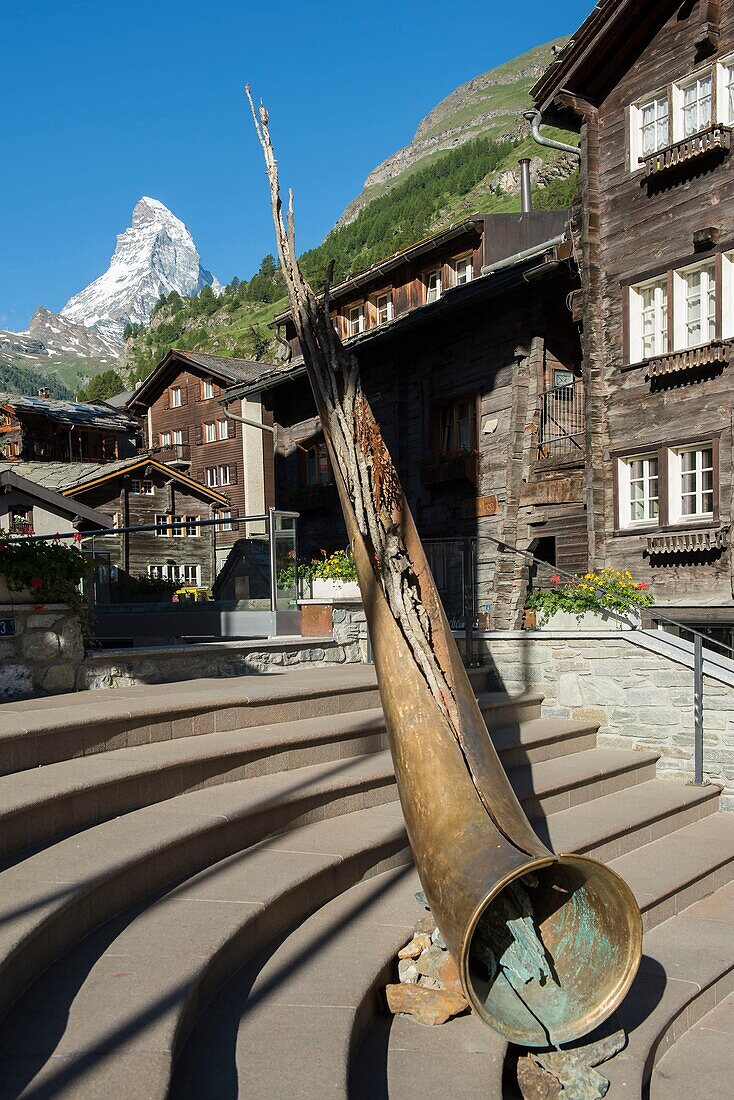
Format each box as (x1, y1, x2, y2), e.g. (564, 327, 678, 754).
(229, 463, 238, 485)
(181, 384, 188, 406)
(194, 425, 203, 446)
(227, 419, 237, 440)
(164, 390, 170, 410)
(195, 381, 202, 403)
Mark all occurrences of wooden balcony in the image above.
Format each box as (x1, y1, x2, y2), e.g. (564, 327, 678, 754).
(535, 379, 585, 464)
(156, 443, 191, 468)
(640, 124, 732, 180)
(646, 525, 730, 556)
(420, 454, 478, 488)
(645, 340, 732, 379)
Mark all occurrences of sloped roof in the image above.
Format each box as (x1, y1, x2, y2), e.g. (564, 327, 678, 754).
(4, 457, 230, 504)
(0, 393, 138, 432)
(531, 0, 673, 114)
(128, 349, 283, 411)
(0, 468, 113, 528)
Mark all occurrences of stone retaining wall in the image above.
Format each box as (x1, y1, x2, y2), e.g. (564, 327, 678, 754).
(0, 603, 84, 698)
(475, 632, 734, 808)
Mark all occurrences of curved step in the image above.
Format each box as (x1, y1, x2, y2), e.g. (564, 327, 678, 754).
(650, 990, 734, 1099)
(171, 864, 425, 1100)
(0, 667, 382, 774)
(0, 751, 398, 1022)
(0, 710, 599, 862)
(0, 803, 411, 1100)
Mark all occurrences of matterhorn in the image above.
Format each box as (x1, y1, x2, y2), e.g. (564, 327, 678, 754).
(60, 196, 221, 345)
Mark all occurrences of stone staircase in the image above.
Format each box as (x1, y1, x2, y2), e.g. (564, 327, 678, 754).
(0, 665, 730, 1097)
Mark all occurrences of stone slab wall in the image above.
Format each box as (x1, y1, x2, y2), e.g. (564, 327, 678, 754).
(475, 631, 734, 809)
(0, 603, 84, 698)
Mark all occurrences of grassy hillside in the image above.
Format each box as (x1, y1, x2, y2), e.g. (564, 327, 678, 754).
(0, 361, 73, 399)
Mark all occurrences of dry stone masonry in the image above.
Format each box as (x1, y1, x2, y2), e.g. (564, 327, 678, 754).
(0, 603, 84, 698)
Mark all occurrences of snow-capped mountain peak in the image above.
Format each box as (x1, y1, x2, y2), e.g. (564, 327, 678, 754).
(60, 196, 222, 344)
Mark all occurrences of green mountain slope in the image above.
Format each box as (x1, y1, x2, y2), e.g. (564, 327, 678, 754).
(125, 36, 578, 382)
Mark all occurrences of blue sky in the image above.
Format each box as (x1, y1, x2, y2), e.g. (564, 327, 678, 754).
(1, 0, 591, 331)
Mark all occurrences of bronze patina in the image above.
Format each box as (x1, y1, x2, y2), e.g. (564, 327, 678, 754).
(249, 91, 643, 1048)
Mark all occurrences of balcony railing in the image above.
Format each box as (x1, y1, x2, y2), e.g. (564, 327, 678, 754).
(535, 379, 585, 462)
(155, 443, 191, 467)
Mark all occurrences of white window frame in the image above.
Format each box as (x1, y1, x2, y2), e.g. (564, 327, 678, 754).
(347, 304, 365, 337)
(673, 70, 713, 140)
(716, 55, 734, 125)
(618, 453, 660, 528)
(630, 92, 670, 168)
(154, 514, 169, 537)
(130, 479, 141, 494)
(669, 444, 715, 523)
(425, 269, 442, 303)
(218, 464, 232, 486)
(204, 421, 217, 443)
(453, 255, 474, 286)
(159, 431, 171, 448)
(202, 380, 215, 400)
(722, 251, 734, 339)
(629, 276, 668, 362)
(674, 260, 716, 350)
(170, 386, 182, 408)
(205, 466, 218, 487)
(179, 564, 202, 586)
(217, 418, 230, 441)
(219, 511, 233, 532)
(375, 292, 393, 326)
(141, 479, 153, 495)
(172, 429, 183, 446)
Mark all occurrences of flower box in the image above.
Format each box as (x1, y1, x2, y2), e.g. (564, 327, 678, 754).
(311, 578, 361, 600)
(0, 576, 34, 603)
(420, 454, 478, 488)
(534, 609, 641, 631)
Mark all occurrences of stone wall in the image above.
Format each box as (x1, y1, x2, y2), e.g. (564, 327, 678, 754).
(475, 631, 734, 809)
(0, 603, 84, 698)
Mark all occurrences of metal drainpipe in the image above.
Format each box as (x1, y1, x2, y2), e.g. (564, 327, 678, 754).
(523, 109, 581, 159)
(519, 158, 533, 214)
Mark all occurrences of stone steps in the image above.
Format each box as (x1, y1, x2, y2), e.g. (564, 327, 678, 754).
(650, 990, 734, 1099)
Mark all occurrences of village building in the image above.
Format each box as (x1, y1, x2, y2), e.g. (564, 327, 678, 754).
(8, 457, 230, 591)
(223, 207, 584, 628)
(0, 466, 112, 538)
(127, 350, 288, 569)
(0, 391, 139, 463)
(532, 0, 734, 640)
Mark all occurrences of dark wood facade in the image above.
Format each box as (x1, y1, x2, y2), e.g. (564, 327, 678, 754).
(65, 459, 229, 591)
(533, 0, 734, 622)
(128, 351, 277, 558)
(0, 397, 138, 464)
(252, 214, 583, 628)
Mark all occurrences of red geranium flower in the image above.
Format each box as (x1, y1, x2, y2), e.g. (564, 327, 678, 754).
(637, 581, 649, 590)
(34, 604, 45, 613)
(550, 575, 561, 584)
(73, 533, 83, 542)
(30, 577, 43, 589)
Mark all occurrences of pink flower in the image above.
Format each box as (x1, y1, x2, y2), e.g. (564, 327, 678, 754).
(550, 575, 561, 584)
(30, 577, 43, 589)
(637, 581, 649, 591)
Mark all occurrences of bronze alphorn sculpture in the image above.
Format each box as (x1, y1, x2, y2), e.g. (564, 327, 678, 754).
(248, 91, 642, 1048)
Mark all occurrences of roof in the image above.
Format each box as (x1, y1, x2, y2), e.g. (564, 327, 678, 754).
(0, 393, 138, 433)
(0, 468, 113, 528)
(226, 232, 573, 400)
(103, 390, 135, 409)
(128, 349, 282, 412)
(3, 457, 230, 505)
(531, 0, 673, 114)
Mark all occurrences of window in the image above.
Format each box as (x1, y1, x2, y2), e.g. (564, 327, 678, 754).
(154, 514, 169, 536)
(617, 441, 717, 529)
(219, 464, 232, 486)
(303, 440, 331, 486)
(630, 277, 668, 361)
(131, 479, 141, 494)
(218, 511, 233, 532)
(672, 445, 714, 521)
(171, 514, 185, 537)
(159, 431, 171, 447)
(639, 94, 669, 155)
(206, 466, 218, 487)
(172, 430, 183, 446)
(170, 386, 182, 408)
(348, 304, 365, 337)
(675, 261, 716, 349)
(141, 480, 153, 495)
(183, 516, 199, 537)
(619, 454, 659, 527)
(425, 270, 442, 304)
(129, 479, 153, 497)
(718, 58, 734, 124)
(180, 564, 201, 586)
(202, 380, 215, 400)
(434, 398, 477, 453)
(453, 256, 474, 285)
(217, 418, 230, 441)
(148, 563, 201, 585)
(677, 73, 712, 138)
(375, 292, 393, 325)
(205, 421, 217, 443)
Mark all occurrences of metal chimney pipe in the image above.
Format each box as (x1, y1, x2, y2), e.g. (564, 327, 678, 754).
(519, 158, 533, 214)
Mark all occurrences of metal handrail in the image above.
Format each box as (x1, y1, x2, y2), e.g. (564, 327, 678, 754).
(435, 531, 727, 786)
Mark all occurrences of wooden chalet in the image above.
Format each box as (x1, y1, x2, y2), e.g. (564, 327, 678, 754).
(226, 210, 584, 629)
(9, 457, 230, 591)
(127, 351, 288, 567)
(0, 392, 138, 463)
(533, 0, 734, 634)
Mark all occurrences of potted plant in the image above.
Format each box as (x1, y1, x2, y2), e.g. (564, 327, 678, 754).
(0, 535, 91, 608)
(311, 548, 361, 599)
(525, 568, 653, 630)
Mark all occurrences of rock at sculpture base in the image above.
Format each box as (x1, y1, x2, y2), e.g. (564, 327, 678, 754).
(385, 983, 469, 1026)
